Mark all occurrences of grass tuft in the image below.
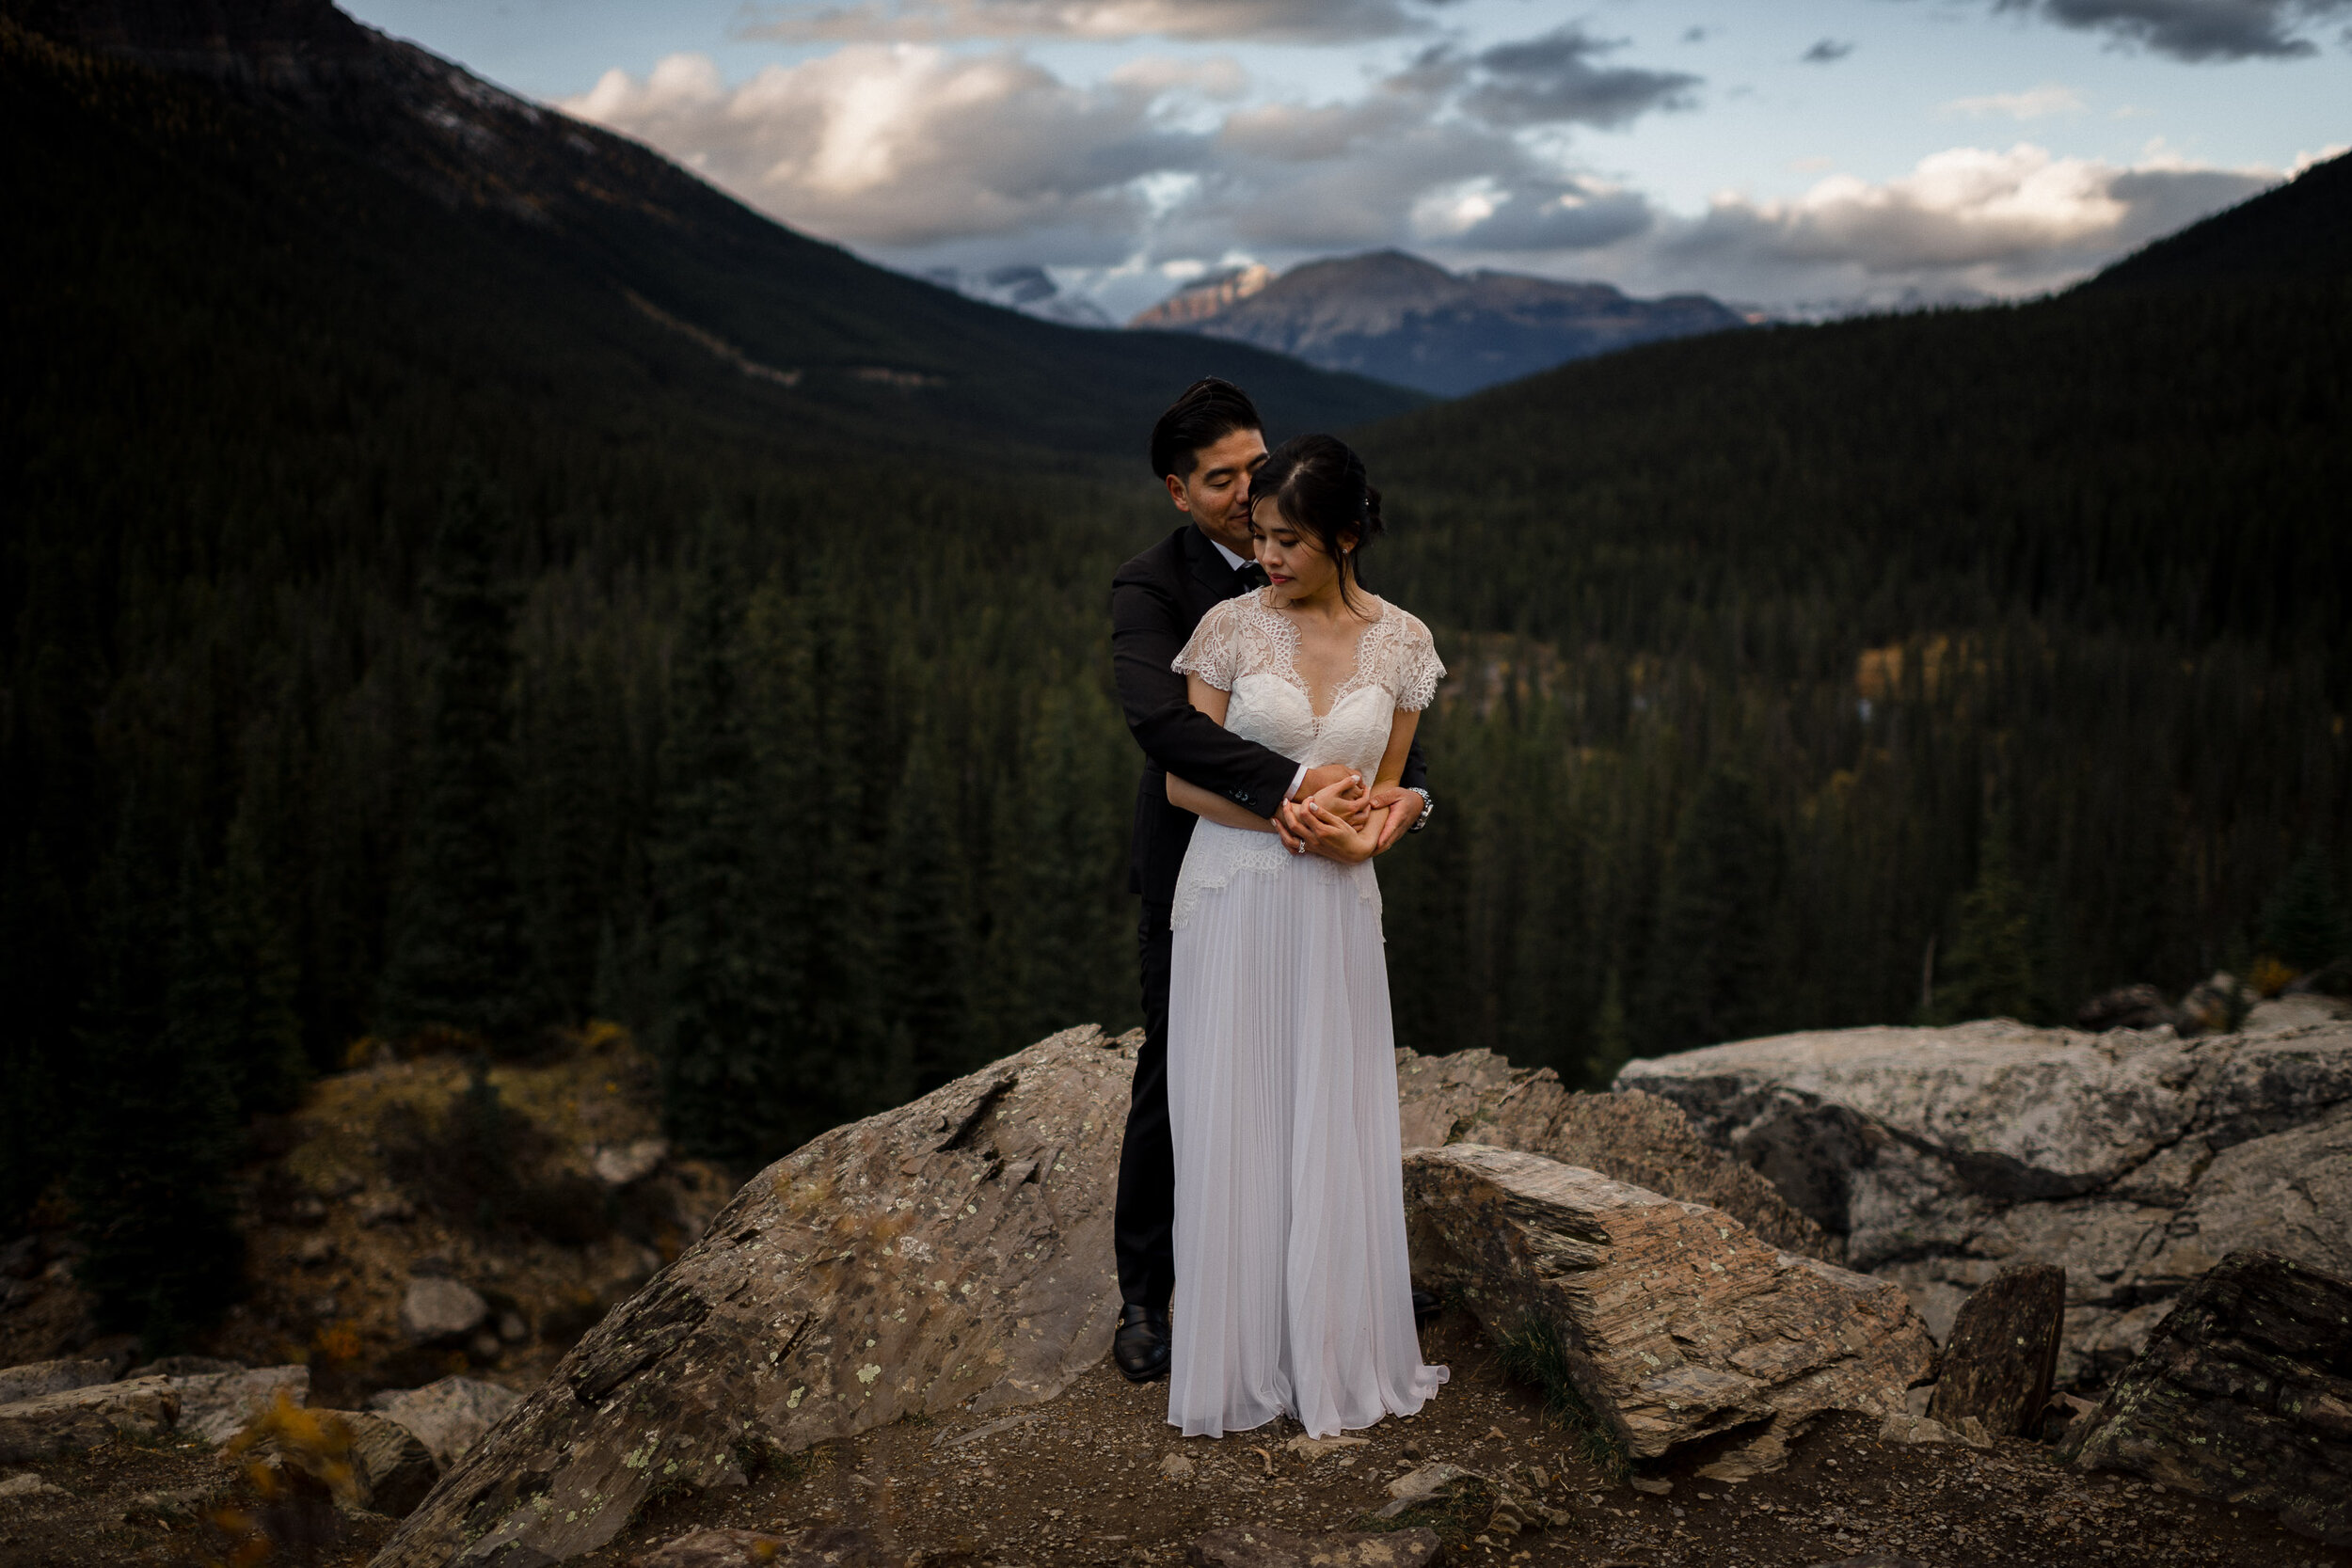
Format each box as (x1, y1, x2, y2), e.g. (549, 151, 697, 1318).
(1491, 1314, 1629, 1481)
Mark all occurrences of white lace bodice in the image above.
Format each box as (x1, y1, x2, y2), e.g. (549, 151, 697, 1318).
(1168, 591, 1445, 928)
(1174, 591, 1444, 775)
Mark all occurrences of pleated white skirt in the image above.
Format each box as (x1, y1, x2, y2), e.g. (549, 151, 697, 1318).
(1165, 824, 1450, 1438)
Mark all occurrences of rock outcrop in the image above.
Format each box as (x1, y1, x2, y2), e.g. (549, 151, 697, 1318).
(0, 1357, 114, 1407)
(1394, 1049, 1837, 1260)
(370, 1029, 1836, 1568)
(1619, 1019, 2352, 1383)
(0, 1374, 180, 1462)
(2068, 1250, 2352, 1544)
(1401, 1144, 1932, 1459)
(371, 1025, 1144, 1568)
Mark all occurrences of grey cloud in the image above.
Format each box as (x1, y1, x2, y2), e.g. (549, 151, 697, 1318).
(1984, 0, 2352, 60)
(1636, 149, 2274, 309)
(737, 0, 1449, 44)
(564, 49, 1204, 250)
(564, 39, 1652, 283)
(1801, 38, 1854, 62)
(1446, 184, 1654, 251)
(1462, 24, 1703, 128)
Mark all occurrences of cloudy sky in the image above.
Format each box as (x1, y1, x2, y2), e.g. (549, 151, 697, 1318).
(345, 0, 2347, 316)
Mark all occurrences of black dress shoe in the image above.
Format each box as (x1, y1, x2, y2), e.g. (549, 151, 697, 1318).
(1411, 1287, 1441, 1323)
(1113, 1303, 1171, 1383)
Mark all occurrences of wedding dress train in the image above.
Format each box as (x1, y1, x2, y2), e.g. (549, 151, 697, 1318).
(1164, 589, 1450, 1438)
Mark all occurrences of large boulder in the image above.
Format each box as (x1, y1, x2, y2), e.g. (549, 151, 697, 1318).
(1618, 1018, 2352, 1383)
(0, 1374, 180, 1463)
(1401, 1143, 1932, 1459)
(2068, 1250, 2352, 1544)
(1393, 1048, 1837, 1259)
(371, 1025, 1144, 1568)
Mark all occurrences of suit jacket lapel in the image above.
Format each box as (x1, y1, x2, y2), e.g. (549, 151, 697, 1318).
(1183, 524, 1242, 607)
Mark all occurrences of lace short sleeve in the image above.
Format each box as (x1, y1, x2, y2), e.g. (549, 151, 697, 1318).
(1172, 597, 1245, 690)
(1391, 610, 1445, 712)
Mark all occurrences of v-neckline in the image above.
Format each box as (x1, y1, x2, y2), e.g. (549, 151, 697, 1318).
(1248, 588, 1388, 720)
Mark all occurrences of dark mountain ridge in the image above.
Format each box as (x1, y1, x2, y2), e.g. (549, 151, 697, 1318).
(1134, 248, 1745, 397)
(3, 0, 1418, 460)
(2087, 150, 2352, 292)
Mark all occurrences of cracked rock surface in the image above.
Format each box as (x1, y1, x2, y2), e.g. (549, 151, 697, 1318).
(1618, 1019, 2352, 1384)
(370, 1024, 1147, 1568)
(1402, 1145, 1931, 1458)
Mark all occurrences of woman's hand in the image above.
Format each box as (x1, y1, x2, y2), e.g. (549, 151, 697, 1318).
(1293, 790, 1382, 864)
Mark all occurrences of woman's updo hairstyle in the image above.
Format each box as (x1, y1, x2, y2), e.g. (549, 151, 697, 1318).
(1248, 433, 1384, 610)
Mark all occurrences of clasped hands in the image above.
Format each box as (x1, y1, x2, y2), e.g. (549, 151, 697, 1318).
(1272, 763, 1413, 863)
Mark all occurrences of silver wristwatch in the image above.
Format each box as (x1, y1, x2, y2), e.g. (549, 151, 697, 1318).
(1406, 786, 1434, 832)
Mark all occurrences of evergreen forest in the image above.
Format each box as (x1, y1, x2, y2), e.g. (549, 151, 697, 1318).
(3, 12, 2348, 1345)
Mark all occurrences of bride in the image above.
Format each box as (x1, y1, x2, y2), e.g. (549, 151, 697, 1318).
(1160, 433, 1451, 1438)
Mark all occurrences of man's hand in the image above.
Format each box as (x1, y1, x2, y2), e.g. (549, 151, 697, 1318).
(1295, 763, 1360, 803)
(1368, 784, 1422, 854)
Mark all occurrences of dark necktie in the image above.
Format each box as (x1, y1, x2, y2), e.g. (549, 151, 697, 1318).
(1232, 561, 1265, 592)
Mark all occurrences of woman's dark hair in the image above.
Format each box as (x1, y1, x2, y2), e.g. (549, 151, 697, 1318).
(1248, 433, 1384, 610)
(1150, 377, 1263, 482)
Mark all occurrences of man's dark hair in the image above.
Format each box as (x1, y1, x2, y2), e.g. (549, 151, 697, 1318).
(1150, 377, 1263, 483)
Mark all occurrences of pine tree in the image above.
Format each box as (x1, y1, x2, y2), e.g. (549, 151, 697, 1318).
(1012, 682, 1129, 1044)
(653, 543, 788, 1166)
(1584, 965, 1630, 1088)
(880, 723, 970, 1100)
(72, 843, 245, 1354)
(2259, 845, 2348, 974)
(755, 577, 888, 1150)
(210, 807, 307, 1116)
(523, 654, 611, 1026)
(1932, 813, 2041, 1022)
(1642, 767, 1781, 1053)
(376, 470, 531, 1050)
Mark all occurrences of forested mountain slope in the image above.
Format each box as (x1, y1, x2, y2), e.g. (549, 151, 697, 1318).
(1356, 153, 2350, 1072)
(1, 9, 1292, 1294)
(2090, 148, 2352, 291)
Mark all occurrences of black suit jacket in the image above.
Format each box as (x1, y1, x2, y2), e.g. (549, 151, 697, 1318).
(1113, 522, 1429, 905)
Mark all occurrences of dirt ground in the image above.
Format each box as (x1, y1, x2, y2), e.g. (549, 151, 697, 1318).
(578, 1306, 2347, 1568)
(3, 1304, 2346, 1568)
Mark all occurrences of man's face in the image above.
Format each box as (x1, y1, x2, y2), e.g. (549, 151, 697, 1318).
(1164, 427, 1268, 557)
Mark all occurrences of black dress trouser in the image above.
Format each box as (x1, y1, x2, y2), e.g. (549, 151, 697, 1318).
(1114, 899, 1176, 1312)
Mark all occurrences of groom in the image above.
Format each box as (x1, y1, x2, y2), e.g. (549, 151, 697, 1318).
(1107, 377, 1433, 1384)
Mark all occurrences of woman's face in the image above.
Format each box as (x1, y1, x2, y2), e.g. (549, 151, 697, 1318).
(1250, 496, 1356, 608)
